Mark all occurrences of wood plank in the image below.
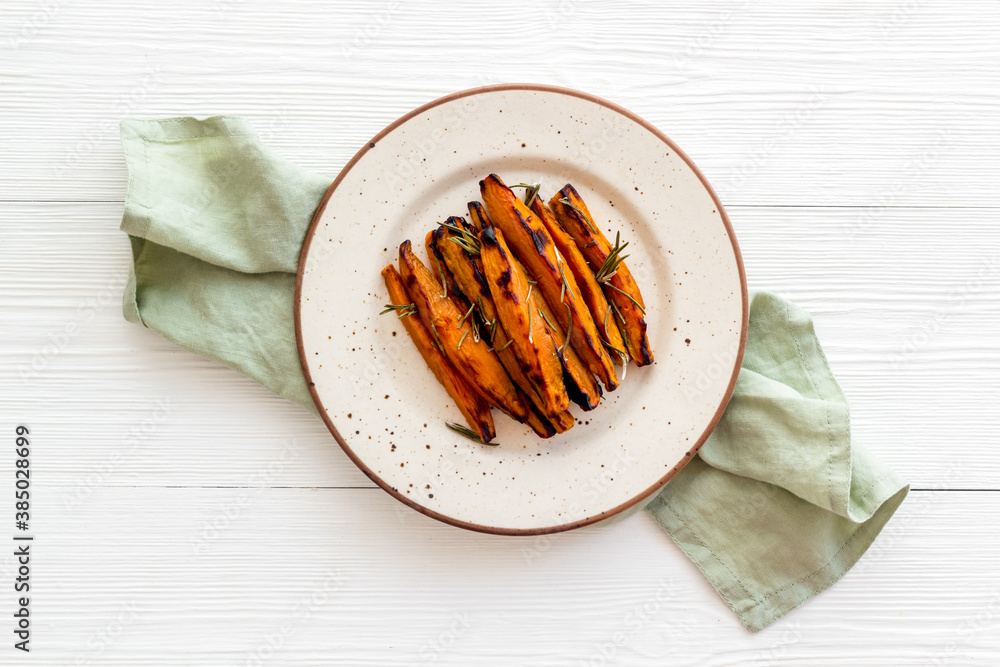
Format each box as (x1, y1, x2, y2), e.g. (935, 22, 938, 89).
(0, 487, 993, 665)
(1, 1, 999, 205)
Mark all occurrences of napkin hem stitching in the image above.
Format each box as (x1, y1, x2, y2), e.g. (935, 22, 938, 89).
(652, 499, 756, 607)
(752, 471, 898, 605)
(657, 467, 900, 631)
(786, 299, 838, 514)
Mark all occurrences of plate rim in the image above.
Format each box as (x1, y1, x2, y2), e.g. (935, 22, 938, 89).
(294, 83, 749, 536)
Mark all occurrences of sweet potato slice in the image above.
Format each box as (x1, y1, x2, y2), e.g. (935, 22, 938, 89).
(524, 405, 557, 439)
(549, 185, 653, 366)
(530, 197, 628, 367)
(398, 241, 530, 422)
(467, 201, 492, 232)
(381, 265, 495, 443)
(479, 226, 569, 415)
(526, 272, 603, 411)
(435, 224, 582, 423)
(480, 174, 619, 391)
(426, 226, 473, 315)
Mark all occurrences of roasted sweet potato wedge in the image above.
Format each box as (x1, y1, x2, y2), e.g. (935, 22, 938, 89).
(549, 185, 653, 367)
(467, 201, 492, 232)
(526, 270, 603, 411)
(426, 225, 473, 315)
(530, 197, 628, 367)
(479, 226, 569, 416)
(480, 174, 619, 391)
(524, 405, 557, 439)
(381, 265, 495, 443)
(398, 241, 530, 422)
(435, 223, 582, 424)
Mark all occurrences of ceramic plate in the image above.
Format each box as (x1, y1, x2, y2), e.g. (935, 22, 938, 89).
(295, 84, 747, 535)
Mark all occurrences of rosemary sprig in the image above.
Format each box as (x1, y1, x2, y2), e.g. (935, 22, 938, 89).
(511, 182, 541, 208)
(606, 282, 646, 314)
(557, 259, 574, 302)
(594, 232, 630, 284)
(456, 330, 470, 350)
(429, 321, 446, 352)
(446, 421, 498, 446)
(380, 303, 417, 318)
(441, 220, 482, 256)
(610, 300, 627, 327)
(559, 196, 597, 233)
(562, 302, 573, 352)
(433, 255, 447, 298)
(602, 337, 628, 363)
(537, 306, 557, 332)
(458, 302, 476, 326)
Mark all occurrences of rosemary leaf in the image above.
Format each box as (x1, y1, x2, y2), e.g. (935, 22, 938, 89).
(429, 321, 446, 352)
(446, 421, 498, 446)
(456, 330, 470, 350)
(537, 306, 557, 332)
(610, 300, 627, 326)
(441, 221, 482, 256)
(562, 302, 573, 352)
(511, 182, 542, 208)
(559, 196, 597, 233)
(433, 255, 447, 298)
(458, 302, 476, 326)
(557, 259, 574, 301)
(380, 303, 416, 318)
(594, 232, 630, 284)
(606, 282, 646, 314)
(497, 339, 513, 352)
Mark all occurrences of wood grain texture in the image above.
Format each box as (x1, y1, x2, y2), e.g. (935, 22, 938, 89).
(1, 0, 998, 663)
(1, 1, 999, 205)
(0, 488, 997, 666)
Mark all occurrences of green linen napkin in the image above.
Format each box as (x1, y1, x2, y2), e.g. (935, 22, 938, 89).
(119, 116, 908, 632)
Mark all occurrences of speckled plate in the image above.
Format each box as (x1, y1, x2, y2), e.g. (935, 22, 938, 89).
(295, 84, 747, 535)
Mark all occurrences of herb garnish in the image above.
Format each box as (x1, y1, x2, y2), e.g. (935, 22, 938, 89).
(606, 283, 646, 314)
(446, 421, 498, 446)
(537, 306, 557, 332)
(559, 196, 597, 233)
(562, 302, 573, 352)
(458, 302, 476, 326)
(440, 220, 482, 256)
(511, 182, 541, 208)
(433, 255, 447, 298)
(380, 303, 417, 318)
(594, 232, 630, 284)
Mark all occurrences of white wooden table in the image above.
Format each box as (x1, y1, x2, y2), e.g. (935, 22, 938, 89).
(2, 1, 999, 664)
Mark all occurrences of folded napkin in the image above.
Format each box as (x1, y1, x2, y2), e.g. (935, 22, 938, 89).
(119, 116, 908, 632)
